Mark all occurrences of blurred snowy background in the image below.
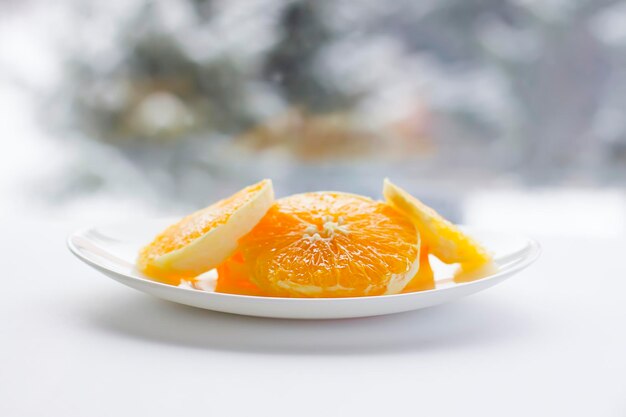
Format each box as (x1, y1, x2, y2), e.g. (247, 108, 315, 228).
(2, 0, 626, 236)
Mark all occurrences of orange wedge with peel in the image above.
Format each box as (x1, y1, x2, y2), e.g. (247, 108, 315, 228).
(383, 179, 496, 282)
(138, 179, 274, 284)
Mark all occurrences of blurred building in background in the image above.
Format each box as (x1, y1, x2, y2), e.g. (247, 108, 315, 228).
(1, 0, 625, 225)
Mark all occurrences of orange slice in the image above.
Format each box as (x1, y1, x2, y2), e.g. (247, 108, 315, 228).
(238, 192, 420, 297)
(138, 179, 274, 284)
(383, 179, 495, 282)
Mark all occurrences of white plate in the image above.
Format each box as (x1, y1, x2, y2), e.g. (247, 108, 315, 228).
(67, 218, 540, 319)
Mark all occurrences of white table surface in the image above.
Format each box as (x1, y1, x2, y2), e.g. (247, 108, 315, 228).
(2, 220, 625, 417)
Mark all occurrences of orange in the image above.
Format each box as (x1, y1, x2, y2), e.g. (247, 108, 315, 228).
(138, 179, 274, 284)
(237, 192, 420, 297)
(215, 253, 266, 296)
(383, 179, 496, 282)
(402, 245, 435, 292)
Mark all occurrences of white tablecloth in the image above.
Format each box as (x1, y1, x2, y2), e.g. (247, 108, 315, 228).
(2, 221, 625, 416)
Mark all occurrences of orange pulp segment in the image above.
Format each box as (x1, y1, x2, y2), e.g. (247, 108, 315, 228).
(215, 253, 266, 296)
(402, 245, 435, 293)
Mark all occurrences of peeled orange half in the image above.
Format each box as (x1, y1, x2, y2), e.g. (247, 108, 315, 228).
(383, 179, 495, 282)
(237, 192, 420, 297)
(138, 179, 274, 284)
